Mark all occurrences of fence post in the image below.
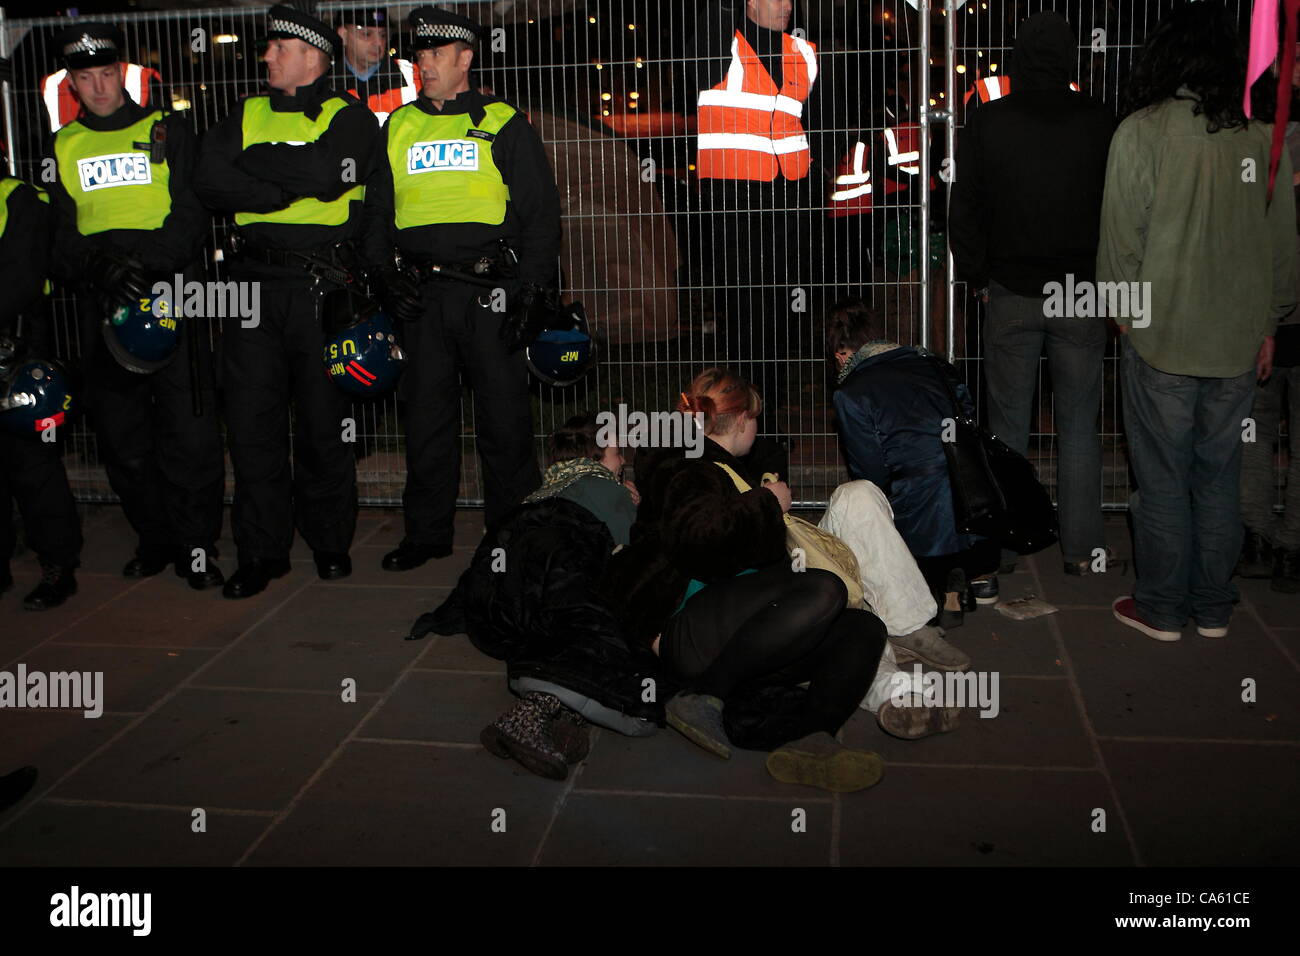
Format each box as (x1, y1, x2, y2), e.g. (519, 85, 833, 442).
(918, 0, 931, 351)
(1, 6, 16, 177)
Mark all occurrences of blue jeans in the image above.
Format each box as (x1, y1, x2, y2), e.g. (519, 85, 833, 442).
(1120, 338, 1255, 629)
(983, 281, 1107, 563)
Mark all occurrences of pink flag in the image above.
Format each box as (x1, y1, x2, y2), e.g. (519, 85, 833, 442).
(1246, 0, 1280, 117)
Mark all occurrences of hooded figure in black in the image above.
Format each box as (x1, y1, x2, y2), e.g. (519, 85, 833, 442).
(947, 11, 1115, 577)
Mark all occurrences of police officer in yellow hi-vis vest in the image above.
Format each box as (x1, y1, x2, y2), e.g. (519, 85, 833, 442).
(363, 6, 561, 571)
(195, 4, 382, 599)
(45, 22, 225, 592)
(0, 163, 83, 611)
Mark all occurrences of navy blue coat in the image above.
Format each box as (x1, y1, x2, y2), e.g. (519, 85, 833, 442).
(834, 346, 979, 557)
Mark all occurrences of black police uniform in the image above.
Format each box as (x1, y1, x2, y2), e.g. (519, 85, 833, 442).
(364, 12, 561, 563)
(193, 5, 383, 595)
(0, 173, 83, 604)
(46, 26, 224, 585)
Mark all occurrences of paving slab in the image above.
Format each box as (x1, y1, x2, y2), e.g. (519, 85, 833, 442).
(14, 644, 216, 714)
(196, 584, 426, 692)
(940, 595, 1066, 677)
(0, 712, 132, 819)
(49, 687, 373, 812)
(413, 633, 505, 673)
(0, 803, 269, 867)
(839, 676, 1095, 768)
(539, 791, 831, 866)
(244, 741, 553, 866)
(0, 573, 140, 661)
(837, 766, 1132, 866)
(1099, 739, 1300, 865)
(1063, 609, 1300, 740)
(361, 670, 515, 744)
(1238, 577, 1300, 630)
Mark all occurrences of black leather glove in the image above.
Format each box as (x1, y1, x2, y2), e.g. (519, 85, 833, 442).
(373, 265, 424, 323)
(86, 249, 150, 306)
(499, 283, 550, 353)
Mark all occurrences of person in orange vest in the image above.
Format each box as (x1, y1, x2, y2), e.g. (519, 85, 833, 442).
(686, 0, 824, 430)
(962, 72, 1080, 116)
(332, 6, 419, 125)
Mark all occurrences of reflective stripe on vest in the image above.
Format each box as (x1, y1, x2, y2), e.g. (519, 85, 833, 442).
(42, 63, 156, 133)
(386, 101, 514, 229)
(963, 75, 1081, 106)
(830, 140, 872, 201)
(235, 97, 365, 227)
(696, 29, 818, 181)
(53, 111, 172, 234)
(883, 126, 920, 175)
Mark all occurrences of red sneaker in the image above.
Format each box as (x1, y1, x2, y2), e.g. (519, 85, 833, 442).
(1112, 597, 1181, 642)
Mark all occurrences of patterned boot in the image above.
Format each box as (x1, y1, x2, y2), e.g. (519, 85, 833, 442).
(552, 708, 592, 764)
(480, 692, 569, 781)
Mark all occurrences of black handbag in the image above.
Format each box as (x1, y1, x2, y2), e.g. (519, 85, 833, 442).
(925, 354, 1059, 555)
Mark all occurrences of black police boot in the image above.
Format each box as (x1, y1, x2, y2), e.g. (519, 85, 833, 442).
(222, 558, 291, 600)
(382, 540, 452, 572)
(314, 552, 352, 581)
(123, 551, 172, 579)
(23, 563, 77, 611)
(174, 558, 226, 591)
(0, 766, 38, 814)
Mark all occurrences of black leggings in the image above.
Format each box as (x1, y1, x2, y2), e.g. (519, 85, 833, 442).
(660, 566, 886, 738)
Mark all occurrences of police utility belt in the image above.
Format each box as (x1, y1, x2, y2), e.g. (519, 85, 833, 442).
(403, 239, 519, 290)
(225, 232, 358, 290)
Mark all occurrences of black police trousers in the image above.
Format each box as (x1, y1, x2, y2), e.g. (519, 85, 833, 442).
(222, 280, 357, 564)
(398, 279, 540, 547)
(0, 430, 82, 571)
(81, 295, 225, 566)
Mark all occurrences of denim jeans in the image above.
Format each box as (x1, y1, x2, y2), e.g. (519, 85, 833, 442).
(1240, 365, 1300, 549)
(1120, 338, 1256, 629)
(983, 281, 1107, 563)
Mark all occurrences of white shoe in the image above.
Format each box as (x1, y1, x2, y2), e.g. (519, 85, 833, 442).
(1196, 622, 1229, 638)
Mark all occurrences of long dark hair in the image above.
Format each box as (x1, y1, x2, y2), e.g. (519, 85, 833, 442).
(546, 414, 603, 465)
(1119, 2, 1253, 132)
(826, 298, 887, 380)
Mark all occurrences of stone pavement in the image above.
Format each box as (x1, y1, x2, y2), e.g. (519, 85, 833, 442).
(1, 510, 1296, 866)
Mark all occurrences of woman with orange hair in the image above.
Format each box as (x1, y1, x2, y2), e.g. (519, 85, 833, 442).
(607, 368, 888, 792)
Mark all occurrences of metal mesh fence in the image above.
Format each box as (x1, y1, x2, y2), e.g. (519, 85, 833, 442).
(0, 0, 1288, 512)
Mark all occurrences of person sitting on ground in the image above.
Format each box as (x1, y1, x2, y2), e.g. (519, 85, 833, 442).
(410, 415, 656, 782)
(609, 368, 897, 794)
(827, 297, 1002, 621)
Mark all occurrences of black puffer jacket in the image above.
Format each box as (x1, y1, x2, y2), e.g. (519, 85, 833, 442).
(426, 497, 663, 723)
(606, 437, 789, 648)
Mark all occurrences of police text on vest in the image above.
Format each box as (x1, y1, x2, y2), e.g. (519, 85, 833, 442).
(76, 152, 152, 192)
(407, 140, 480, 173)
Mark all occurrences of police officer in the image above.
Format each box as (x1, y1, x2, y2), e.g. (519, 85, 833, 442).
(0, 161, 83, 610)
(364, 6, 561, 571)
(333, 6, 419, 125)
(194, 4, 382, 599)
(45, 23, 225, 590)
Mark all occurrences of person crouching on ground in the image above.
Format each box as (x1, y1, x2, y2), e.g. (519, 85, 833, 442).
(411, 415, 655, 780)
(828, 297, 1002, 622)
(607, 367, 889, 793)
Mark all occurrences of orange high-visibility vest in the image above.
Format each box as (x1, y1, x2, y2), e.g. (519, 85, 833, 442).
(41, 62, 162, 133)
(696, 29, 818, 181)
(345, 58, 419, 125)
(962, 75, 1080, 106)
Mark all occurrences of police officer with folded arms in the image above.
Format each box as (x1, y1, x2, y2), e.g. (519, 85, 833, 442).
(194, 4, 382, 599)
(45, 23, 224, 591)
(364, 6, 561, 571)
(0, 153, 83, 610)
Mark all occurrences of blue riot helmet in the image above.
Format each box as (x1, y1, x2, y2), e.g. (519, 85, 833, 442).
(103, 289, 183, 374)
(525, 299, 595, 387)
(0, 340, 76, 437)
(321, 288, 407, 396)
